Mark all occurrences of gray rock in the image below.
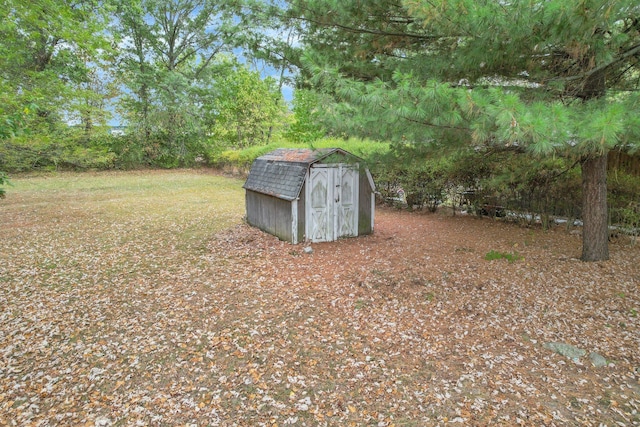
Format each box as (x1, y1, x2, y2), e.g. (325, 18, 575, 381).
(543, 342, 586, 361)
(303, 246, 313, 254)
(589, 352, 608, 367)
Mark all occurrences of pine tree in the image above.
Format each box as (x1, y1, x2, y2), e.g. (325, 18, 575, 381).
(290, 0, 640, 261)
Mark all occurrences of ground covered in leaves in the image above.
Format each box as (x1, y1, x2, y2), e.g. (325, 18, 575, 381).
(1, 170, 639, 426)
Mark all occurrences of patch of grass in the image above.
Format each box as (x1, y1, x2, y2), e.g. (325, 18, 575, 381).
(598, 392, 612, 408)
(8, 170, 244, 240)
(484, 250, 523, 263)
(2, 170, 246, 287)
(354, 299, 368, 310)
(570, 397, 582, 409)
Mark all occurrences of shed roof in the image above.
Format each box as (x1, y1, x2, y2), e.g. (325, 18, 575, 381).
(243, 148, 359, 201)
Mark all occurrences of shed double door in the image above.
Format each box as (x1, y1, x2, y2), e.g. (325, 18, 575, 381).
(307, 164, 359, 242)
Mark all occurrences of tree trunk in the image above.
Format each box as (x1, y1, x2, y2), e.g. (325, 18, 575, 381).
(581, 154, 609, 261)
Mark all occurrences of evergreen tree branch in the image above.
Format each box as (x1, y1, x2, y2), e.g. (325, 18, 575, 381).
(551, 44, 640, 85)
(287, 14, 439, 41)
(395, 111, 470, 132)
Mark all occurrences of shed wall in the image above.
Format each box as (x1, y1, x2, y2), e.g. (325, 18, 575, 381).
(298, 182, 306, 241)
(246, 191, 293, 242)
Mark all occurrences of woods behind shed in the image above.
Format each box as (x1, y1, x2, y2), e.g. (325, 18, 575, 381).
(243, 148, 376, 244)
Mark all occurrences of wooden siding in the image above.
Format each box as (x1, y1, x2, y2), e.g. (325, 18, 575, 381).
(245, 191, 293, 242)
(297, 182, 306, 242)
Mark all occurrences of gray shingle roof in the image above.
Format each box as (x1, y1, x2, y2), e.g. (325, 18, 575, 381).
(243, 160, 307, 201)
(243, 148, 354, 201)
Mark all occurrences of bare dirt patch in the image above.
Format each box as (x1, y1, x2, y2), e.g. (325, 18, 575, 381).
(1, 175, 639, 426)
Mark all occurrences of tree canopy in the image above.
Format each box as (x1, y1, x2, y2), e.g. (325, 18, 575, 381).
(0, 0, 110, 133)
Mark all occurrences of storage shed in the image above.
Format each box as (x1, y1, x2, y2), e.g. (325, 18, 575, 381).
(243, 148, 376, 244)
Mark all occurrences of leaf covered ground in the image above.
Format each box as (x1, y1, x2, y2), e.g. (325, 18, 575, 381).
(1, 170, 639, 426)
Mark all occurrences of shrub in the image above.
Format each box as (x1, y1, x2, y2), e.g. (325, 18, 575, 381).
(370, 145, 453, 211)
(0, 130, 117, 172)
(0, 171, 9, 199)
(484, 250, 523, 263)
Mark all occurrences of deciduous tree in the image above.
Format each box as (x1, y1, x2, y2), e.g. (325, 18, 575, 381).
(208, 61, 286, 148)
(111, 0, 238, 165)
(0, 0, 110, 133)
